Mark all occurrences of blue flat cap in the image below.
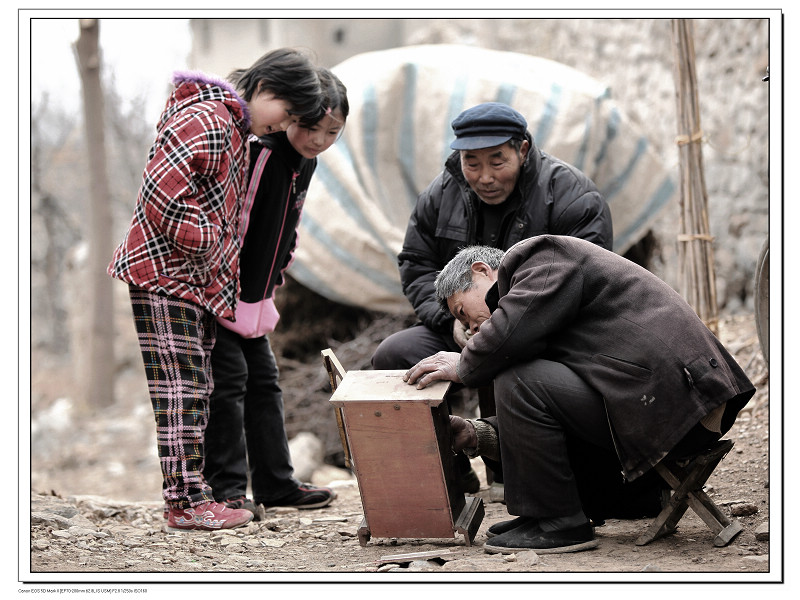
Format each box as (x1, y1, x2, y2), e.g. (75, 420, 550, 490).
(450, 102, 528, 150)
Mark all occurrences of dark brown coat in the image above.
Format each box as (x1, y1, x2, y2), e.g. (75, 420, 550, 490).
(457, 235, 754, 479)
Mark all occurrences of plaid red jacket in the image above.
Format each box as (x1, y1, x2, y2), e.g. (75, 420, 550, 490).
(108, 72, 251, 319)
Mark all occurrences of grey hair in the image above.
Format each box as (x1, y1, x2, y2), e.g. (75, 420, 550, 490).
(434, 246, 505, 312)
(507, 138, 525, 153)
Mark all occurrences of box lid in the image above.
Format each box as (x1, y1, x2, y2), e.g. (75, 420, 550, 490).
(329, 370, 451, 406)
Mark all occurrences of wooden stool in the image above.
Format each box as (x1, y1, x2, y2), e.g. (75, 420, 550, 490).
(322, 349, 484, 547)
(636, 439, 743, 547)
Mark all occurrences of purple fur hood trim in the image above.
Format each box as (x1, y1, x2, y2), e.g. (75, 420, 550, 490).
(171, 70, 251, 129)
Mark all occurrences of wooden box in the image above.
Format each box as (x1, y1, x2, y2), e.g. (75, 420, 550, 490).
(329, 368, 484, 546)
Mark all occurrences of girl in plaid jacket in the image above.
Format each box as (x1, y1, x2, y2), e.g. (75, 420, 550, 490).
(108, 48, 324, 531)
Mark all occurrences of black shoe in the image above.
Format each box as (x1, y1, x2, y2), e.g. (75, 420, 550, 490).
(259, 484, 336, 510)
(224, 495, 258, 513)
(484, 520, 598, 554)
(486, 515, 535, 538)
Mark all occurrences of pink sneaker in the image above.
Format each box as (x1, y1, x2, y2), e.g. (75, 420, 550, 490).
(166, 501, 253, 531)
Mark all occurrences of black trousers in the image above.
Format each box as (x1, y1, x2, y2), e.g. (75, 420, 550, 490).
(494, 358, 726, 521)
(372, 321, 461, 369)
(495, 359, 615, 518)
(203, 326, 300, 504)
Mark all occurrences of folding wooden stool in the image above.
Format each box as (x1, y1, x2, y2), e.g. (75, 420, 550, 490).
(322, 349, 484, 547)
(636, 438, 743, 547)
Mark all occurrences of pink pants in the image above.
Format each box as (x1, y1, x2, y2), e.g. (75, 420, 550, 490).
(129, 285, 216, 507)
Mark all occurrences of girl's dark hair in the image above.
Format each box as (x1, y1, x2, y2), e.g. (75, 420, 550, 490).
(299, 68, 350, 127)
(228, 47, 324, 122)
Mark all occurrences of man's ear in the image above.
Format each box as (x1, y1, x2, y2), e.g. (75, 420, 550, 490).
(520, 139, 530, 161)
(471, 261, 494, 279)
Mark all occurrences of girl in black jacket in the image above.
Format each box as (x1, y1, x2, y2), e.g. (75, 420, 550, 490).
(202, 69, 349, 515)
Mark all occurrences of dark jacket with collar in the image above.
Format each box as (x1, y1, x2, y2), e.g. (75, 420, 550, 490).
(218, 131, 316, 337)
(398, 132, 612, 333)
(457, 235, 754, 480)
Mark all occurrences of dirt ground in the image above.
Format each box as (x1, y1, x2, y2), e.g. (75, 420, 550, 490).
(25, 312, 779, 588)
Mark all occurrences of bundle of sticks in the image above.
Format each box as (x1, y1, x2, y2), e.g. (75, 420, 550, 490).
(671, 18, 719, 336)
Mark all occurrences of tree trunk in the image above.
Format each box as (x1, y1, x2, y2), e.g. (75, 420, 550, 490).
(75, 19, 115, 408)
(670, 18, 719, 336)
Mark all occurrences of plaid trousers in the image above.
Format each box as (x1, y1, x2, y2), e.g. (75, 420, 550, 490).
(129, 285, 216, 507)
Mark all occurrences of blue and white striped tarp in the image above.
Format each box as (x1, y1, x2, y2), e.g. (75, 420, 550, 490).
(289, 44, 675, 313)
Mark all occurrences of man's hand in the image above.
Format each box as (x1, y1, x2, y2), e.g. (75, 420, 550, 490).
(450, 415, 478, 453)
(452, 319, 471, 349)
(403, 351, 462, 389)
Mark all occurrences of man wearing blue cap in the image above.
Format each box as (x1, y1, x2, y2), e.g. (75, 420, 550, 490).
(372, 102, 612, 493)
